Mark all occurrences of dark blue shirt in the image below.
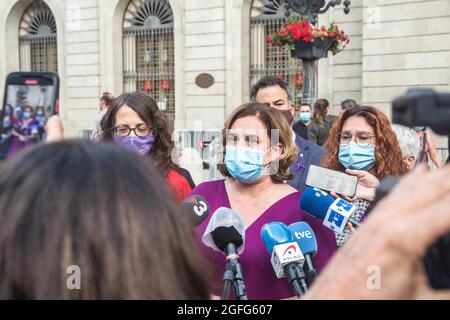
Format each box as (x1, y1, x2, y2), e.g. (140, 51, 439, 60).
(287, 133, 325, 191)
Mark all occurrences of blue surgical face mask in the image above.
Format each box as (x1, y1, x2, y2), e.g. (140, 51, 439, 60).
(413, 126, 426, 132)
(3, 119, 11, 127)
(299, 113, 311, 123)
(225, 146, 269, 183)
(338, 142, 376, 170)
(22, 112, 31, 119)
(36, 111, 44, 116)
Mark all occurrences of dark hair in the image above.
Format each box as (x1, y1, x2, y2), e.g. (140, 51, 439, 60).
(300, 103, 312, 111)
(0, 140, 211, 299)
(218, 103, 297, 183)
(322, 105, 408, 180)
(100, 92, 114, 107)
(250, 76, 292, 103)
(313, 98, 330, 124)
(100, 92, 176, 176)
(340, 99, 358, 110)
(23, 105, 33, 114)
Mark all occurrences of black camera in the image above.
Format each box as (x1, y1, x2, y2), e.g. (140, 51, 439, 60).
(373, 88, 450, 289)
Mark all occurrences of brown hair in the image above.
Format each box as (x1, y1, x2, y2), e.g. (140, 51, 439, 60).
(218, 102, 297, 183)
(100, 92, 176, 176)
(313, 98, 330, 125)
(321, 105, 408, 179)
(0, 140, 210, 299)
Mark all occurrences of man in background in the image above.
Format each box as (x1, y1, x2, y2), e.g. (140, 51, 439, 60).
(91, 92, 114, 141)
(292, 102, 312, 140)
(251, 76, 324, 191)
(340, 98, 358, 114)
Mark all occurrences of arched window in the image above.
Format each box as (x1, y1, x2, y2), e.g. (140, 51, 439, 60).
(123, 0, 175, 122)
(19, 0, 57, 72)
(250, 0, 302, 107)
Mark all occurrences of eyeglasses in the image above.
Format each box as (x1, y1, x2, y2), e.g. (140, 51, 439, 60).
(112, 124, 152, 137)
(336, 131, 374, 147)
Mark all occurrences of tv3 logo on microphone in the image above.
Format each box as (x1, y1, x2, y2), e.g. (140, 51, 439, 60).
(188, 198, 208, 217)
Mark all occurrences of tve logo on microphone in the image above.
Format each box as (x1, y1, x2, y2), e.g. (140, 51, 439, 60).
(293, 230, 313, 240)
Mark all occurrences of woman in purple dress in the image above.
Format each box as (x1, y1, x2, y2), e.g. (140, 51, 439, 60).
(189, 103, 337, 300)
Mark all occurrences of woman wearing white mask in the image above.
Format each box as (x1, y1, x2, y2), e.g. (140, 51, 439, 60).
(188, 102, 337, 300)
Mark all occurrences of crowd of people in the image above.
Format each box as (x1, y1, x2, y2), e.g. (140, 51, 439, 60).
(0, 104, 47, 159)
(0, 75, 448, 300)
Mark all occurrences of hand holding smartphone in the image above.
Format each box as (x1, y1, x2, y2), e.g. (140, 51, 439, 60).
(305, 165, 358, 198)
(1, 72, 59, 159)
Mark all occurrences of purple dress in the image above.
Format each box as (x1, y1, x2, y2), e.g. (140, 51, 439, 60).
(190, 180, 337, 300)
(7, 120, 39, 159)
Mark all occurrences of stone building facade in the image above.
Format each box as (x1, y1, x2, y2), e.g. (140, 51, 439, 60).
(0, 0, 448, 149)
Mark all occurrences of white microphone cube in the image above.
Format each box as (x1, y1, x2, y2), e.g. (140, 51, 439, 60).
(323, 198, 356, 234)
(270, 242, 304, 278)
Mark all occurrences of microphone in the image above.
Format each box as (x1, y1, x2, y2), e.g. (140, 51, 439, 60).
(288, 221, 318, 285)
(181, 195, 210, 226)
(300, 187, 360, 234)
(202, 207, 247, 300)
(261, 222, 307, 297)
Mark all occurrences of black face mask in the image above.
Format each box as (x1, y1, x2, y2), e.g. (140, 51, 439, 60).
(279, 109, 294, 125)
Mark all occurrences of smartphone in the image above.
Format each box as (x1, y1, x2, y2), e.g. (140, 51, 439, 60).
(1, 72, 59, 159)
(305, 165, 358, 197)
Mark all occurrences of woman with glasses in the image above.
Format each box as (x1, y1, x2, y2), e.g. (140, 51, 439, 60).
(100, 92, 195, 202)
(321, 105, 408, 246)
(189, 103, 337, 299)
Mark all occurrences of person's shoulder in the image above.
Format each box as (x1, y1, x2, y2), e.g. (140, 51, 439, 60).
(295, 134, 324, 151)
(190, 179, 225, 197)
(173, 166, 196, 188)
(327, 115, 338, 123)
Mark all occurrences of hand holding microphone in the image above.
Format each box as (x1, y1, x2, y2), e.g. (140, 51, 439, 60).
(304, 164, 450, 299)
(300, 187, 362, 234)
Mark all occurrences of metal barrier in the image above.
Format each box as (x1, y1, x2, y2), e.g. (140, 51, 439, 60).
(79, 130, 93, 140)
(173, 129, 222, 180)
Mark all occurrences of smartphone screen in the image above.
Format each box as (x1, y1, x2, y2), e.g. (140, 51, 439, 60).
(1, 72, 59, 160)
(306, 165, 358, 197)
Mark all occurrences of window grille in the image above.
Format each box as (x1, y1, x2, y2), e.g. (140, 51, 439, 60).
(250, 0, 303, 109)
(123, 0, 175, 123)
(19, 0, 57, 72)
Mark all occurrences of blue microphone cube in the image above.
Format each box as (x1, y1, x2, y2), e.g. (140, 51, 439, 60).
(323, 198, 356, 234)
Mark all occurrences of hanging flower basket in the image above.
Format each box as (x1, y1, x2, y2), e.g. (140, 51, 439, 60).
(291, 38, 332, 60)
(267, 17, 350, 61)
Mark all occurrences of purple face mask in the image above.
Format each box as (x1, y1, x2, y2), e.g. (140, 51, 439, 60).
(113, 134, 155, 156)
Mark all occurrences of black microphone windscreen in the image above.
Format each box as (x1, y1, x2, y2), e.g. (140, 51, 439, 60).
(211, 226, 243, 252)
